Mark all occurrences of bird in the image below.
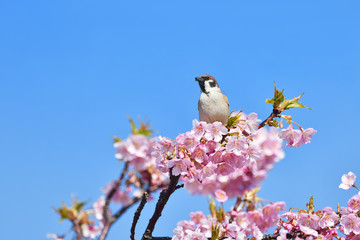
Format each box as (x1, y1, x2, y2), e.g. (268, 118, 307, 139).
(195, 74, 229, 125)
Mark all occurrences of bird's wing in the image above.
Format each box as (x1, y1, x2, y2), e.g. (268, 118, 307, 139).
(223, 94, 229, 107)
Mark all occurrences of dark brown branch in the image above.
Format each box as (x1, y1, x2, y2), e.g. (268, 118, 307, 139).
(103, 162, 129, 223)
(98, 182, 169, 240)
(258, 110, 280, 129)
(175, 183, 184, 190)
(131, 192, 149, 240)
(142, 169, 181, 240)
(262, 231, 304, 240)
(73, 220, 82, 240)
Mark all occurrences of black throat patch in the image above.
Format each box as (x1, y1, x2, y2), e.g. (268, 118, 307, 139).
(198, 81, 208, 94)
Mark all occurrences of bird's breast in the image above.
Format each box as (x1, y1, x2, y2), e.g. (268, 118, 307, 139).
(198, 92, 229, 124)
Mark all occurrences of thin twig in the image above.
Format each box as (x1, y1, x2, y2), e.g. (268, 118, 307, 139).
(73, 220, 82, 240)
(98, 182, 169, 240)
(142, 169, 181, 240)
(103, 163, 129, 223)
(131, 192, 149, 240)
(258, 111, 280, 129)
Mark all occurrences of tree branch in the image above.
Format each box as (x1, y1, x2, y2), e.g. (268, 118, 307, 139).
(98, 182, 169, 240)
(258, 110, 280, 129)
(131, 192, 149, 240)
(103, 162, 129, 223)
(142, 169, 181, 240)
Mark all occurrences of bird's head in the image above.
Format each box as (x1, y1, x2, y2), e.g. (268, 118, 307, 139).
(195, 74, 220, 94)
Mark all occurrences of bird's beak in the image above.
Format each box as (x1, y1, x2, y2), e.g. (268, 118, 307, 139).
(195, 76, 202, 82)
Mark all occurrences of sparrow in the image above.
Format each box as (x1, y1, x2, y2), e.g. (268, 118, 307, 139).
(195, 74, 229, 125)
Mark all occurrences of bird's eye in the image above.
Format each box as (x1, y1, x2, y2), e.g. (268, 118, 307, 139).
(203, 76, 209, 80)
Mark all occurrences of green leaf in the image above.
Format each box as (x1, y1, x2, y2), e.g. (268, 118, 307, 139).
(55, 202, 70, 222)
(266, 82, 285, 107)
(306, 195, 315, 213)
(208, 198, 217, 217)
(74, 199, 87, 212)
(211, 224, 220, 240)
(127, 116, 153, 136)
(280, 93, 312, 110)
(227, 112, 242, 128)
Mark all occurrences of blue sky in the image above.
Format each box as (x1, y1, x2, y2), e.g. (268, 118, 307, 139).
(1, 1, 359, 239)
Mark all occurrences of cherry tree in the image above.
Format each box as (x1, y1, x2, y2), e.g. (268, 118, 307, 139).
(48, 84, 359, 240)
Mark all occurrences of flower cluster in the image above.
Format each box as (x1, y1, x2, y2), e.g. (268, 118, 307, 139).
(115, 134, 160, 171)
(278, 125, 317, 148)
(275, 172, 360, 240)
(154, 112, 285, 198)
(48, 199, 102, 240)
(172, 172, 360, 240)
(49, 131, 169, 240)
(172, 199, 286, 240)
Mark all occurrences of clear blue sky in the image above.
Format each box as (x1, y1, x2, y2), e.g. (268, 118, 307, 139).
(1, 1, 359, 239)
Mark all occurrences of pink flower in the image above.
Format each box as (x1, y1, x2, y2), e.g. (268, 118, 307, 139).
(215, 162, 235, 176)
(92, 196, 107, 221)
(318, 207, 339, 228)
(252, 225, 264, 240)
(226, 136, 247, 154)
(204, 122, 228, 142)
(203, 140, 221, 154)
(278, 125, 301, 147)
(214, 189, 228, 203)
(102, 181, 133, 205)
(191, 145, 208, 163)
(167, 158, 191, 176)
(176, 132, 199, 151)
(190, 211, 206, 225)
(298, 213, 320, 230)
(243, 112, 261, 134)
(295, 128, 317, 147)
(340, 213, 360, 235)
(184, 228, 207, 240)
(339, 172, 357, 190)
(299, 225, 318, 237)
(158, 136, 174, 154)
(191, 120, 208, 140)
(197, 162, 217, 181)
(82, 224, 101, 239)
(348, 195, 360, 212)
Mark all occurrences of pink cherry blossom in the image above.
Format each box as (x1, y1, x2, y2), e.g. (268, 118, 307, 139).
(191, 145, 208, 163)
(82, 224, 101, 239)
(297, 213, 320, 230)
(278, 125, 301, 147)
(189, 212, 206, 225)
(92, 196, 107, 221)
(318, 207, 339, 228)
(214, 189, 228, 203)
(191, 120, 208, 140)
(197, 162, 217, 181)
(184, 228, 207, 240)
(226, 135, 247, 154)
(299, 225, 318, 237)
(243, 112, 262, 134)
(167, 158, 191, 176)
(348, 195, 360, 212)
(339, 172, 357, 190)
(204, 121, 228, 141)
(340, 213, 360, 235)
(295, 128, 317, 147)
(102, 181, 133, 205)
